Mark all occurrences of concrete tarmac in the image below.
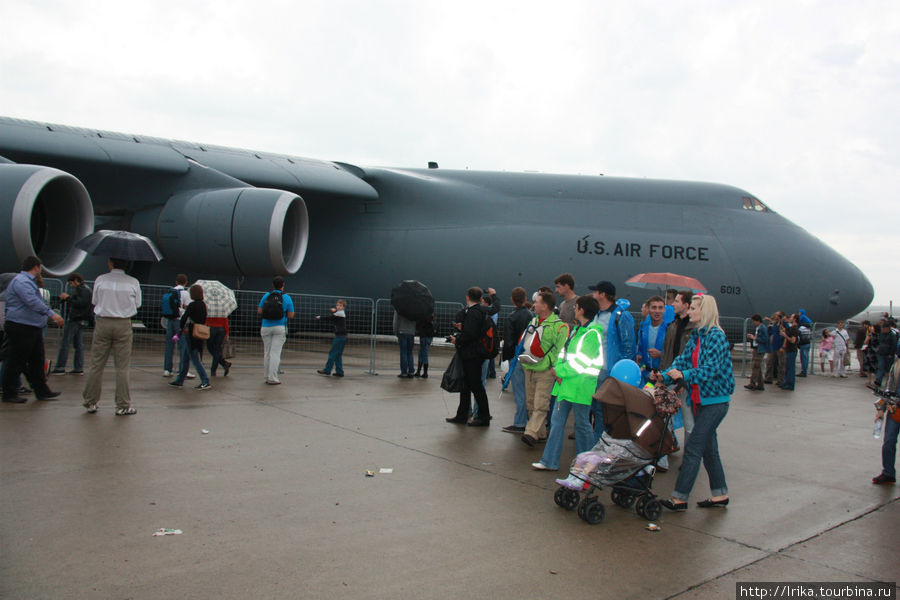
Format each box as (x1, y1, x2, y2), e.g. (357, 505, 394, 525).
(1, 352, 898, 599)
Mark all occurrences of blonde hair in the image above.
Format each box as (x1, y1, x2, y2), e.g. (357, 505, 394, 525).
(692, 295, 722, 333)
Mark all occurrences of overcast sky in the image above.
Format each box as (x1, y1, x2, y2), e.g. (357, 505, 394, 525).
(1, 0, 898, 307)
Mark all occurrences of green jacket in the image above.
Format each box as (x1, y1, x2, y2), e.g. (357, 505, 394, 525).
(520, 313, 569, 372)
(551, 322, 605, 405)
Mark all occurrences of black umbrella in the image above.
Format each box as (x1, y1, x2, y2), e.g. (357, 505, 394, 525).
(390, 280, 434, 322)
(75, 230, 163, 262)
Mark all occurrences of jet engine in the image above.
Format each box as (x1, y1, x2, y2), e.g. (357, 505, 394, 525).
(134, 187, 309, 276)
(0, 164, 95, 276)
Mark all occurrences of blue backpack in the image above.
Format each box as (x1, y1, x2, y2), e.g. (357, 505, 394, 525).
(160, 288, 180, 317)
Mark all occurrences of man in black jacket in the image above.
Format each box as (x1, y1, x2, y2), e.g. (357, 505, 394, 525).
(51, 273, 93, 375)
(501, 287, 533, 433)
(446, 286, 492, 426)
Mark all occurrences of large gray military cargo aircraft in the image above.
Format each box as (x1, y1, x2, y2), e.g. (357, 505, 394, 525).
(0, 116, 873, 321)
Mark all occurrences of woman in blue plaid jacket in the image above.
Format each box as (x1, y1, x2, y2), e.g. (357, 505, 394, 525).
(653, 294, 734, 511)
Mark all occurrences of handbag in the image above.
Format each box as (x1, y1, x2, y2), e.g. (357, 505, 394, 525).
(192, 323, 211, 340)
(440, 351, 469, 393)
(223, 336, 235, 359)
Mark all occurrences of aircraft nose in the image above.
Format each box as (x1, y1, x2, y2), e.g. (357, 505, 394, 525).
(822, 254, 874, 322)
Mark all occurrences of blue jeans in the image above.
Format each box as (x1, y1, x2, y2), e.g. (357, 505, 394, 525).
(510, 362, 527, 427)
(799, 344, 810, 375)
(782, 351, 797, 389)
(591, 374, 608, 442)
(540, 400, 593, 470)
(876, 355, 893, 387)
(672, 402, 729, 501)
(207, 326, 228, 374)
(417, 337, 432, 368)
(174, 336, 209, 386)
(882, 417, 900, 479)
(398, 334, 415, 375)
(163, 317, 183, 373)
(324, 337, 347, 375)
(55, 319, 84, 371)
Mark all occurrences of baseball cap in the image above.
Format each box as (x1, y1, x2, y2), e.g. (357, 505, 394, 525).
(588, 280, 616, 297)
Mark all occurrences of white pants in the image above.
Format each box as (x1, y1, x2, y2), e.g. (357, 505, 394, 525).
(833, 345, 847, 376)
(261, 326, 286, 383)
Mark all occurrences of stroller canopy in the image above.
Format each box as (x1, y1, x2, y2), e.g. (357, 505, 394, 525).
(593, 378, 675, 456)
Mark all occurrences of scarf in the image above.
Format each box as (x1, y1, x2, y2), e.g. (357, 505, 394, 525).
(690, 336, 701, 416)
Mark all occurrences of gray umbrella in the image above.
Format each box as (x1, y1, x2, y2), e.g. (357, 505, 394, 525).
(75, 230, 163, 262)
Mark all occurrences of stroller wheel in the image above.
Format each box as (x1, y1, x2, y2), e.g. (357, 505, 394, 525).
(611, 487, 635, 508)
(643, 499, 662, 521)
(635, 495, 649, 518)
(554, 487, 580, 511)
(579, 497, 606, 525)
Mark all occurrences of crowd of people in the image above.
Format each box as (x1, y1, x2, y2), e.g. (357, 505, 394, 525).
(2, 257, 897, 495)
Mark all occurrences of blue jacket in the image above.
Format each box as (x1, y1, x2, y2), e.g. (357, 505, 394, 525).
(637, 312, 675, 377)
(753, 323, 771, 353)
(593, 298, 635, 382)
(770, 322, 784, 351)
(663, 326, 735, 403)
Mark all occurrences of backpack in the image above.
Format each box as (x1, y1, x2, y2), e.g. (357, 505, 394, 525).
(261, 290, 284, 320)
(160, 288, 180, 317)
(477, 312, 500, 359)
(798, 325, 812, 346)
(518, 318, 566, 365)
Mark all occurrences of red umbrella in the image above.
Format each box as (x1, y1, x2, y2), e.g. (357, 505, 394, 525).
(625, 272, 707, 294)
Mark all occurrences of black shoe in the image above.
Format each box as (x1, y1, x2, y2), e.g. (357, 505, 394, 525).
(36, 391, 61, 401)
(17, 386, 31, 394)
(398, 373, 410, 378)
(872, 474, 896, 485)
(68, 370, 84, 375)
(744, 384, 755, 390)
(502, 425, 526, 433)
(422, 365, 428, 378)
(223, 361, 231, 377)
(468, 418, 490, 427)
(51, 369, 67, 375)
(332, 373, 344, 378)
(2, 396, 27, 403)
(660, 499, 688, 511)
(798, 373, 807, 377)
(317, 369, 331, 376)
(445, 416, 467, 424)
(521, 434, 537, 447)
(763, 380, 773, 384)
(697, 497, 729, 508)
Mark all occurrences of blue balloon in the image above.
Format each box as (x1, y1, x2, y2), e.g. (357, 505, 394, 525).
(610, 359, 642, 387)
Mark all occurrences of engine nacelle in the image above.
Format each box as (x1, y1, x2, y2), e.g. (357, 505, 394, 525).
(0, 164, 95, 276)
(136, 187, 308, 276)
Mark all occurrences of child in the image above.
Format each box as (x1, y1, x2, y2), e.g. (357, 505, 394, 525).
(819, 329, 834, 375)
(316, 300, 348, 377)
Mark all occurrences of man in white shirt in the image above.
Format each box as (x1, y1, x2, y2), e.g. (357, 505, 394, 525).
(82, 258, 142, 415)
(831, 320, 850, 378)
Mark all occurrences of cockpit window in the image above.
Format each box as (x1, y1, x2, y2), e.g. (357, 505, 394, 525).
(742, 196, 769, 212)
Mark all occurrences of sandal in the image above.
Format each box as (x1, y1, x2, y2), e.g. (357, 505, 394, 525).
(115, 407, 137, 416)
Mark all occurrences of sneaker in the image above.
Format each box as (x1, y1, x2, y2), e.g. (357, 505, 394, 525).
(265, 380, 281, 385)
(531, 462, 555, 471)
(186, 373, 196, 379)
(51, 369, 67, 375)
(82, 402, 98, 413)
(501, 425, 526, 433)
(872, 474, 896, 485)
(68, 370, 84, 375)
(316, 369, 331, 376)
(168, 381, 183, 388)
(115, 407, 137, 416)
(196, 383, 212, 390)
(555, 475, 584, 490)
(163, 370, 172, 377)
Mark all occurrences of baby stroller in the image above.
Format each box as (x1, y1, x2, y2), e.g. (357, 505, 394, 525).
(553, 377, 680, 524)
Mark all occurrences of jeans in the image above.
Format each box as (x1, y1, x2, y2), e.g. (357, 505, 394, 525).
(672, 402, 729, 501)
(56, 319, 85, 371)
(163, 317, 183, 373)
(398, 334, 415, 375)
(881, 417, 900, 479)
(261, 325, 286, 383)
(799, 344, 810, 375)
(207, 326, 228, 374)
(782, 351, 797, 389)
(510, 362, 527, 427)
(417, 336, 432, 367)
(540, 400, 593, 470)
(324, 337, 347, 375)
(174, 336, 209, 386)
(591, 374, 608, 442)
(473, 359, 490, 418)
(876, 355, 893, 387)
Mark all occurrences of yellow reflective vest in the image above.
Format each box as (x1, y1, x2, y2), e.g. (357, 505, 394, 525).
(551, 322, 605, 405)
